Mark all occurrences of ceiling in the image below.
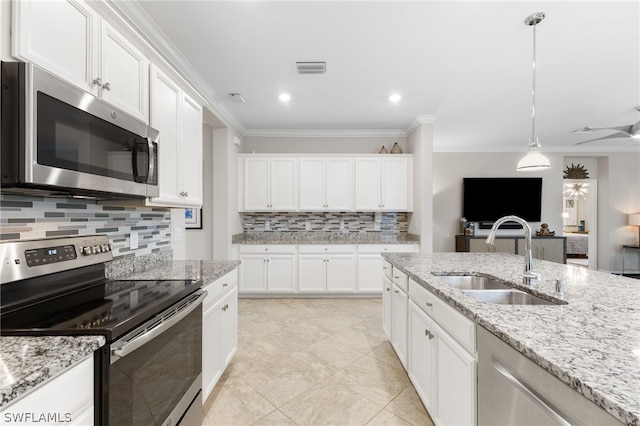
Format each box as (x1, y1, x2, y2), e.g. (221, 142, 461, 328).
(124, 1, 639, 152)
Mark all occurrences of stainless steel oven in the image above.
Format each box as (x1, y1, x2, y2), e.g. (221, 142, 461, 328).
(1, 62, 159, 198)
(0, 235, 203, 425)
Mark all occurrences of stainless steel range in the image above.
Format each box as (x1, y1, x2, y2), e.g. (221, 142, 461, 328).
(0, 235, 204, 426)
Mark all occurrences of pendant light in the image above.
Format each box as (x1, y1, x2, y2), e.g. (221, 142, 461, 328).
(517, 12, 551, 172)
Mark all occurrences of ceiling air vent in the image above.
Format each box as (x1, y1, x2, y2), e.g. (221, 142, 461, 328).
(228, 93, 246, 103)
(295, 61, 326, 74)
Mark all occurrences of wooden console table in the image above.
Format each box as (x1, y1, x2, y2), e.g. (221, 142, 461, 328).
(455, 235, 567, 264)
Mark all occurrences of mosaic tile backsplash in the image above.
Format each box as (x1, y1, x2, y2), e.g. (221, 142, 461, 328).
(0, 195, 172, 260)
(241, 212, 409, 233)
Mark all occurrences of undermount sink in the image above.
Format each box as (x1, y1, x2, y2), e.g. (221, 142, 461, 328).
(435, 274, 563, 305)
(463, 289, 558, 305)
(436, 275, 511, 290)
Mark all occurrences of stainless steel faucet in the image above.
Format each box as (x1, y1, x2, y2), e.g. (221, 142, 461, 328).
(486, 215, 542, 286)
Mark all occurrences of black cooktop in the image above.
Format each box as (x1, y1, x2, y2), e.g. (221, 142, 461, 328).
(1, 278, 201, 341)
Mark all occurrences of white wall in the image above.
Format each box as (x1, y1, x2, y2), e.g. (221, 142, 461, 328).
(242, 136, 408, 154)
(407, 123, 434, 252)
(212, 127, 243, 260)
(184, 124, 214, 260)
(432, 152, 563, 252)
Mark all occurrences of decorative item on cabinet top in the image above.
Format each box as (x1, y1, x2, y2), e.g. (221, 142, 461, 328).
(390, 142, 403, 154)
(535, 223, 555, 236)
(378, 146, 389, 154)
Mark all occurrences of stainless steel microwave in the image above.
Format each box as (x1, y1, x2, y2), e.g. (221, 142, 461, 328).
(1, 62, 159, 198)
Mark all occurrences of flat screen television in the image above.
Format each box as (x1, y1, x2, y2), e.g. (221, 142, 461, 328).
(463, 177, 542, 225)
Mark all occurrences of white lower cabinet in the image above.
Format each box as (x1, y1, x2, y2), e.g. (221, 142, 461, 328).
(391, 282, 409, 369)
(298, 245, 356, 293)
(396, 274, 477, 426)
(357, 244, 419, 293)
(0, 356, 94, 425)
(202, 269, 238, 402)
(238, 246, 297, 293)
(382, 274, 393, 339)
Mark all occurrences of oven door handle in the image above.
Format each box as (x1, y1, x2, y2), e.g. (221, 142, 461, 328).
(111, 290, 206, 363)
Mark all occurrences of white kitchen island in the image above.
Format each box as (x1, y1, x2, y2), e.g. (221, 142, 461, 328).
(383, 252, 639, 426)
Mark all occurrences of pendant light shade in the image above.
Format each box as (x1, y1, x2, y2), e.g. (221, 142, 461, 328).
(517, 12, 550, 172)
(517, 138, 551, 171)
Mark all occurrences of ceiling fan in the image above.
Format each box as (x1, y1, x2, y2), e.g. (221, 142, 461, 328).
(573, 106, 640, 144)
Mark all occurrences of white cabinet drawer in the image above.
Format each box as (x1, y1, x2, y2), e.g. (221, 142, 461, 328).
(392, 267, 408, 293)
(238, 245, 297, 254)
(409, 279, 475, 354)
(298, 244, 356, 254)
(383, 260, 393, 280)
(357, 244, 419, 254)
(203, 269, 238, 308)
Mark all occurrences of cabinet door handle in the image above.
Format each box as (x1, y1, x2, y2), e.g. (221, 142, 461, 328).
(103, 82, 111, 91)
(425, 329, 434, 340)
(394, 290, 399, 293)
(93, 77, 103, 87)
(425, 302, 433, 307)
(222, 283, 228, 287)
(386, 287, 391, 292)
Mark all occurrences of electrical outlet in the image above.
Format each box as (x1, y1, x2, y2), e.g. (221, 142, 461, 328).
(173, 227, 182, 242)
(130, 231, 139, 250)
(373, 222, 381, 231)
(265, 220, 271, 231)
(305, 220, 311, 231)
(339, 220, 345, 231)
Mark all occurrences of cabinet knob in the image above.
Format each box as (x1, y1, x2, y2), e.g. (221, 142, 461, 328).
(93, 77, 103, 87)
(425, 302, 433, 307)
(394, 290, 399, 293)
(386, 287, 391, 292)
(425, 329, 434, 340)
(103, 82, 111, 91)
(223, 283, 228, 287)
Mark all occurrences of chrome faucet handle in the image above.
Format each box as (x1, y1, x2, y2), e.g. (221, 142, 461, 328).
(555, 279, 565, 298)
(522, 270, 542, 286)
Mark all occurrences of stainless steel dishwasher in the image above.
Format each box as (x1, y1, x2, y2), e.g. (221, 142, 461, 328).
(477, 326, 622, 426)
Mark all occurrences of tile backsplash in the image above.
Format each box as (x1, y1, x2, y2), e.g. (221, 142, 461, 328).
(241, 212, 409, 233)
(0, 194, 172, 260)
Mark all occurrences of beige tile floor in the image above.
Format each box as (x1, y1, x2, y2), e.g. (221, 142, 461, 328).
(203, 298, 434, 426)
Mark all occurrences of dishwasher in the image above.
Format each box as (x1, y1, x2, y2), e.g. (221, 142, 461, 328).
(477, 326, 622, 426)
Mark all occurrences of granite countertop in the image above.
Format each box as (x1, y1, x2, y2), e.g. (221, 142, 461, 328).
(232, 231, 420, 245)
(0, 336, 105, 408)
(115, 260, 240, 284)
(382, 252, 640, 425)
(0, 260, 240, 408)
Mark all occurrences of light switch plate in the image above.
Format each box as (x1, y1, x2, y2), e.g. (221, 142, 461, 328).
(173, 227, 182, 242)
(130, 231, 139, 250)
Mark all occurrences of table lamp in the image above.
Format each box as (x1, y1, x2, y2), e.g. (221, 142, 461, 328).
(629, 213, 640, 246)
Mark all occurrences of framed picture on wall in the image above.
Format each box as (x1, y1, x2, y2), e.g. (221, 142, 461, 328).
(185, 208, 202, 229)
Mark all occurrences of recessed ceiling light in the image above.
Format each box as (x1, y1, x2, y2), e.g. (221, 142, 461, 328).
(279, 93, 291, 102)
(389, 94, 402, 103)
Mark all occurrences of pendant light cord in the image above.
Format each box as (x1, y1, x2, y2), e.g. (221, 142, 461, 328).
(531, 24, 537, 145)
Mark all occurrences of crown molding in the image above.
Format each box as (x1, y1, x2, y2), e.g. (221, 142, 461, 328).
(432, 144, 640, 153)
(106, 0, 246, 134)
(243, 129, 408, 138)
(406, 114, 438, 135)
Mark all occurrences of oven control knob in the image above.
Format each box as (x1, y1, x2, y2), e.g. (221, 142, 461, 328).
(101, 243, 110, 252)
(93, 245, 102, 253)
(82, 246, 92, 256)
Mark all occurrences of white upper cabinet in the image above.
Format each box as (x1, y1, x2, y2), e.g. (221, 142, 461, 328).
(240, 154, 412, 212)
(98, 20, 149, 121)
(13, 0, 149, 122)
(148, 65, 203, 207)
(240, 157, 297, 211)
(355, 156, 413, 211)
(299, 158, 353, 211)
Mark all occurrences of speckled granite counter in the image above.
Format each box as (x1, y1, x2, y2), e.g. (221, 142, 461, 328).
(232, 231, 420, 245)
(111, 260, 240, 284)
(0, 336, 105, 407)
(382, 252, 640, 425)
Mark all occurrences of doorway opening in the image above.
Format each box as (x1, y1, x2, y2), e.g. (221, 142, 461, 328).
(562, 179, 597, 269)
